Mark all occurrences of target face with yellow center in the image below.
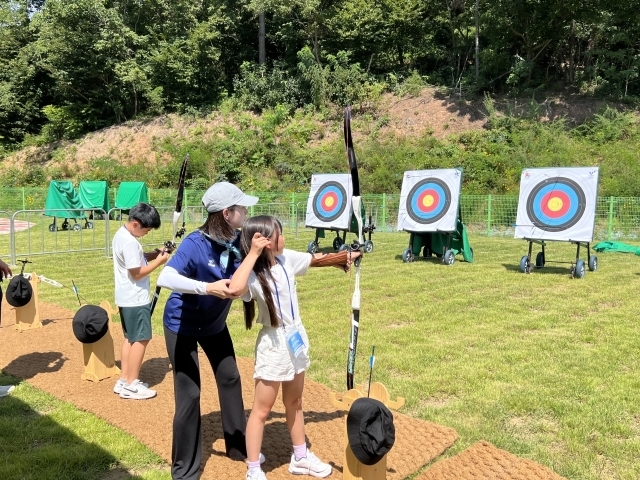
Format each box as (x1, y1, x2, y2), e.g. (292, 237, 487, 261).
(397, 169, 462, 232)
(515, 167, 599, 242)
(305, 174, 353, 229)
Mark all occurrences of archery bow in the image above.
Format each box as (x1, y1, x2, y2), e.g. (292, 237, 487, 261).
(344, 106, 365, 391)
(150, 153, 189, 315)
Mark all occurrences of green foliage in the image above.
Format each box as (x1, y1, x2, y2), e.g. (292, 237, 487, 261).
(232, 62, 306, 112)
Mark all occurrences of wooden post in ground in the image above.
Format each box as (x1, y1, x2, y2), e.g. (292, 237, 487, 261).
(329, 383, 405, 480)
(15, 272, 42, 331)
(80, 300, 121, 382)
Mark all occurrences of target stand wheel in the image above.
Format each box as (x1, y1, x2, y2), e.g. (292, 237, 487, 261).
(519, 255, 531, 274)
(422, 246, 432, 258)
(535, 251, 545, 268)
(72, 223, 82, 231)
(402, 248, 414, 263)
(332, 237, 343, 250)
(588, 255, 598, 272)
(443, 249, 455, 265)
(307, 241, 319, 254)
(48, 224, 56, 232)
(573, 259, 586, 279)
(61, 220, 70, 230)
(86, 221, 94, 230)
(364, 240, 374, 253)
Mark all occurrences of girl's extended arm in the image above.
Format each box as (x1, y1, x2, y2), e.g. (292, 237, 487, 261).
(310, 250, 361, 271)
(229, 233, 271, 295)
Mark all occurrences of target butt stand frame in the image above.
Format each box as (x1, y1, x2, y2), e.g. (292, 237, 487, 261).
(519, 239, 598, 279)
(401, 206, 473, 265)
(307, 211, 375, 254)
(80, 300, 121, 382)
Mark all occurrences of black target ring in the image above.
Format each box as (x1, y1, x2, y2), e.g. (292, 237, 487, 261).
(526, 177, 586, 232)
(312, 181, 348, 222)
(406, 178, 452, 224)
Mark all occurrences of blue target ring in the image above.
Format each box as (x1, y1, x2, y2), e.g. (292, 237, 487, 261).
(406, 178, 451, 224)
(526, 177, 586, 232)
(312, 181, 347, 222)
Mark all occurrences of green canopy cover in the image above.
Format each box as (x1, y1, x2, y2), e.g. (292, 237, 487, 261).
(44, 180, 85, 219)
(79, 180, 110, 211)
(115, 182, 148, 210)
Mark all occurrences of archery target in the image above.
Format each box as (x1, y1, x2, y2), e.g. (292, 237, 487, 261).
(397, 169, 463, 232)
(305, 174, 353, 229)
(515, 167, 599, 242)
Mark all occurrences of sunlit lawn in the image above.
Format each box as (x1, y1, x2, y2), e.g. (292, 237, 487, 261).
(3, 223, 640, 479)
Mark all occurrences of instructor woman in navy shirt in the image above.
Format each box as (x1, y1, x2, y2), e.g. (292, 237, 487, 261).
(157, 182, 258, 480)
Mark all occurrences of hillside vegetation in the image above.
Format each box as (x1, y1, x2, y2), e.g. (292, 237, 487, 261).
(2, 89, 640, 197)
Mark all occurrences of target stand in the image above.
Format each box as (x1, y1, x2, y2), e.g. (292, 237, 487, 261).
(305, 174, 376, 254)
(515, 167, 600, 279)
(397, 169, 473, 265)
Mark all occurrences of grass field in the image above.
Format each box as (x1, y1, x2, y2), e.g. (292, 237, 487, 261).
(2, 224, 640, 479)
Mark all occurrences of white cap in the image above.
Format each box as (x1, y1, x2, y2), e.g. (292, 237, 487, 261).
(202, 182, 259, 213)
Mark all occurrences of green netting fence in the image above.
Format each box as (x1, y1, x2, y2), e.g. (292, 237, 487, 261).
(3, 188, 640, 240)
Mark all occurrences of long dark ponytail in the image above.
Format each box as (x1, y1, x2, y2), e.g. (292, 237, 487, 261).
(239, 215, 282, 329)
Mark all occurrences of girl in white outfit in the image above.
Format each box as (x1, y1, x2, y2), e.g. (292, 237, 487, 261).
(229, 216, 359, 480)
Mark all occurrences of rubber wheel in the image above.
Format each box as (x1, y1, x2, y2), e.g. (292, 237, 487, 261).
(422, 247, 432, 257)
(519, 255, 530, 273)
(364, 240, 374, 253)
(332, 237, 343, 250)
(535, 251, 545, 268)
(72, 223, 82, 231)
(61, 221, 69, 230)
(574, 259, 586, 278)
(443, 249, 455, 265)
(402, 248, 414, 263)
(48, 224, 56, 232)
(307, 241, 318, 254)
(588, 255, 598, 272)
(86, 222, 94, 230)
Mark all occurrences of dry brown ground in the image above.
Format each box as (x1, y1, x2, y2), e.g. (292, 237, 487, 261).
(0, 299, 568, 479)
(4, 88, 628, 180)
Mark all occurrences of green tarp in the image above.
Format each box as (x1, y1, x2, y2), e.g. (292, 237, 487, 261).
(44, 180, 85, 219)
(593, 241, 640, 255)
(410, 219, 474, 262)
(115, 182, 148, 210)
(79, 181, 110, 211)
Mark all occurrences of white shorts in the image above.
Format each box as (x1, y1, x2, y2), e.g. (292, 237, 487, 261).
(254, 324, 310, 382)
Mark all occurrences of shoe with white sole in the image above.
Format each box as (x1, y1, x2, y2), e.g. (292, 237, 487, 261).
(0, 385, 15, 398)
(288, 451, 332, 478)
(246, 468, 267, 480)
(113, 378, 148, 394)
(119, 379, 156, 400)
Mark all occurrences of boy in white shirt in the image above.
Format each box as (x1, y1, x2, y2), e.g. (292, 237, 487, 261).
(112, 202, 169, 399)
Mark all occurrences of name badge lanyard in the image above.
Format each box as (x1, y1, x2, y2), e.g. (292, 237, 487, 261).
(273, 261, 295, 328)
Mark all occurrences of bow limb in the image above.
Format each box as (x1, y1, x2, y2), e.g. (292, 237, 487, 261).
(345, 106, 363, 391)
(150, 154, 189, 315)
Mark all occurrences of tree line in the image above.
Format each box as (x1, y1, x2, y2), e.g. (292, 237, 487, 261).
(1, 0, 639, 148)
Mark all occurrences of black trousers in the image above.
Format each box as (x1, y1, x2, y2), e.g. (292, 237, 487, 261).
(164, 325, 247, 480)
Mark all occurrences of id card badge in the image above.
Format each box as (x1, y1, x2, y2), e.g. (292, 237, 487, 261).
(285, 326, 307, 358)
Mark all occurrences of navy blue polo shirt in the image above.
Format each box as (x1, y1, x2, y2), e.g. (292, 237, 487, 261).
(163, 230, 241, 336)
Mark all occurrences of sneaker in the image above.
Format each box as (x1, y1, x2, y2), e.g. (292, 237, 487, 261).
(245, 453, 266, 465)
(288, 451, 332, 478)
(113, 379, 148, 394)
(246, 468, 267, 480)
(0, 385, 15, 398)
(119, 379, 156, 400)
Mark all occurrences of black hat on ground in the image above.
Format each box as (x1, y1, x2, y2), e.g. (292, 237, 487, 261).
(347, 397, 396, 466)
(72, 305, 109, 344)
(6, 275, 33, 307)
